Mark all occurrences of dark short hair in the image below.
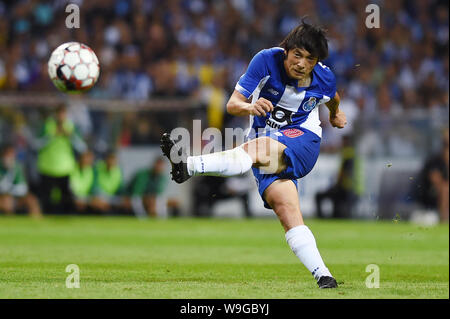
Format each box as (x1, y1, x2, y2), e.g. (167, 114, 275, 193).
(279, 20, 329, 61)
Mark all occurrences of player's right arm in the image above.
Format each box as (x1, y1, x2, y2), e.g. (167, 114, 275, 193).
(325, 92, 347, 128)
(228, 49, 274, 117)
(226, 91, 273, 117)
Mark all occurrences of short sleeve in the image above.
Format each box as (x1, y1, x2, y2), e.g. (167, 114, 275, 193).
(235, 50, 269, 99)
(317, 62, 337, 99)
(326, 72, 337, 99)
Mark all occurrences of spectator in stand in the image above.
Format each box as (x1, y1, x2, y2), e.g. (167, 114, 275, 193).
(90, 152, 125, 214)
(315, 135, 364, 219)
(193, 173, 253, 218)
(126, 157, 168, 218)
(0, 144, 42, 218)
(414, 128, 449, 222)
(35, 105, 86, 214)
(70, 150, 96, 214)
(0, 0, 446, 119)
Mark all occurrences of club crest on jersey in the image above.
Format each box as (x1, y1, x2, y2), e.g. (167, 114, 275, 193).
(282, 128, 304, 138)
(302, 96, 317, 112)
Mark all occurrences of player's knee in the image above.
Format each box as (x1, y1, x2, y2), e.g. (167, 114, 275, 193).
(242, 138, 266, 166)
(255, 150, 271, 167)
(243, 137, 284, 169)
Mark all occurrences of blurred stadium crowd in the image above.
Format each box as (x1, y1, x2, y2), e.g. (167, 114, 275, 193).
(0, 0, 448, 220)
(0, 0, 448, 104)
(0, 105, 173, 217)
(0, 0, 448, 148)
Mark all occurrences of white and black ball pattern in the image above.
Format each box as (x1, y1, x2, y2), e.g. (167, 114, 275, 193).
(48, 42, 100, 92)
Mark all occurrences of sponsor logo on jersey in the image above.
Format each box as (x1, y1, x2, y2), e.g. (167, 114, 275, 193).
(302, 96, 317, 112)
(282, 128, 304, 138)
(268, 88, 279, 96)
(264, 106, 293, 130)
(265, 118, 281, 129)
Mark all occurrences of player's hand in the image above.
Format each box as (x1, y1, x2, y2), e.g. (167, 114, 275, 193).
(329, 109, 347, 128)
(250, 98, 274, 117)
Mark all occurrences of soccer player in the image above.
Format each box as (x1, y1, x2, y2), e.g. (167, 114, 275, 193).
(160, 21, 347, 288)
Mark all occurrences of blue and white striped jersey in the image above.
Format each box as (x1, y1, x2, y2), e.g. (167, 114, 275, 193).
(235, 47, 337, 138)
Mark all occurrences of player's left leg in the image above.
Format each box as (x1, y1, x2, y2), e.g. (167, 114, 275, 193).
(264, 179, 338, 289)
(264, 179, 303, 230)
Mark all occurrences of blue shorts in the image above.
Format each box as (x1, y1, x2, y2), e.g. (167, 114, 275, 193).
(250, 127, 321, 209)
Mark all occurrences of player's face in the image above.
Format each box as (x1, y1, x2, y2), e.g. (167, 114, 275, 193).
(284, 47, 318, 82)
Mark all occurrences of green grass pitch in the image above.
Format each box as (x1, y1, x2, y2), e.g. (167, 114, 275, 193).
(0, 216, 448, 298)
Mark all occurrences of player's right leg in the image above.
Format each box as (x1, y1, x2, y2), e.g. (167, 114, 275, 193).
(264, 179, 338, 289)
(160, 133, 285, 183)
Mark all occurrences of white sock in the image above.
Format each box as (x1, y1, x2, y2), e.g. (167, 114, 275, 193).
(187, 146, 253, 177)
(285, 225, 333, 281)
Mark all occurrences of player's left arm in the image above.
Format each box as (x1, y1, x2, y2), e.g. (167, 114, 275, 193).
(325, 92, 347, 129)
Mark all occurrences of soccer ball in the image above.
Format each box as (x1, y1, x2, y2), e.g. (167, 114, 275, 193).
(48, 42, 100, 93)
